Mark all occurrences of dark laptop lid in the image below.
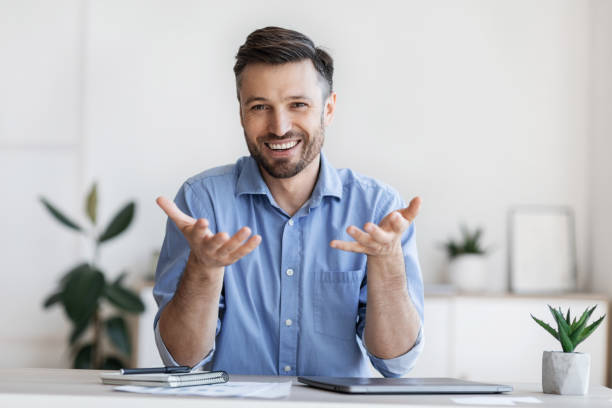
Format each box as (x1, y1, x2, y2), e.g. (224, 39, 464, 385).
(297, 377, 513, 394)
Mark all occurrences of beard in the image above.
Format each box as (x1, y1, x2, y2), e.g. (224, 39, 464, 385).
(245, 124, 325, 179)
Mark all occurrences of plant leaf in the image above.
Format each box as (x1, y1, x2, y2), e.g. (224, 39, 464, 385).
(102, 356, 125, 370)
(531, 314, 559, 340)
(73, 343, 93, 369)
(575, 315, 606, 349)
(569, 306, 596, 343)
(105, 316, 131, 355)
(69, 318, 90, 345)
(104, 282, 144, 313)
(40, 197, 82, 231)
(113, 271, 127, 286)
(549, 305, 574, 352)
(43, 292, 62, 308)
(62, 264, 105, 326)
(86, 182, 98, 225)
(60, 262, 90, 285)
(98, 202, 135, 243)
(565, 308, 571, 325)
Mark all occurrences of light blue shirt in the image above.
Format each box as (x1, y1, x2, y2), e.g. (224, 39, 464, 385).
(153, 153, 424, 377)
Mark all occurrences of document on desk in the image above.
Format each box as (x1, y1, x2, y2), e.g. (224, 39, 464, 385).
(452, 396, 542, 406)
(114, 381, 292, 399)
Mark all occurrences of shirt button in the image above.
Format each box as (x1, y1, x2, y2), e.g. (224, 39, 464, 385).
(284, 365, 291, 372)
(285, 319, 293, 326)
(286, 269, 294, 276)
(288, 219, 294, 226)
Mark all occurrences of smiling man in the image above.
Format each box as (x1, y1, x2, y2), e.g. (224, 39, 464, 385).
(153, 26, 424, 377)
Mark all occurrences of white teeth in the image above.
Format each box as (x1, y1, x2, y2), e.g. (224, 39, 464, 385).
(268, 140, 298, 150)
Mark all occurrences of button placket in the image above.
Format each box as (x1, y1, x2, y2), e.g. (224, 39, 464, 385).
(278, 217, 300, 375)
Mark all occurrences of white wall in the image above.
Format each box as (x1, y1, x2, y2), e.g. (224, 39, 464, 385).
(0, 0, 606, 368)
(590, 0, 612, 295)
(0, 0, 82, 367)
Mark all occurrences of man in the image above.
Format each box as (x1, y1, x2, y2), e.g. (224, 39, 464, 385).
(154, 26, 424, 378)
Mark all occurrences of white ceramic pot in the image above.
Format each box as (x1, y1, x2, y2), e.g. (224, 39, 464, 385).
(542, 351, 590, 395)
(447, 254, 487, 293)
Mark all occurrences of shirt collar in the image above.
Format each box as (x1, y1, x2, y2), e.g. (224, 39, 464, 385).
(309, 152, 343, 207)
(235, 152, 343, 206)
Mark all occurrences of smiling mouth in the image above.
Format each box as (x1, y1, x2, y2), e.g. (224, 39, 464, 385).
(264, 140, 301, 151)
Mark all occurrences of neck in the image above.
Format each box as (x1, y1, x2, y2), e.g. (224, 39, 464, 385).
(260, 155, 321, 217)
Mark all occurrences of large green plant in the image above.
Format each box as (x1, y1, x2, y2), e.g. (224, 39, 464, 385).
(40, 183, 145, 369)
(531, 305, 606, 353)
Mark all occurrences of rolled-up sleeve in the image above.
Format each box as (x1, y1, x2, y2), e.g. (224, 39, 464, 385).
(152, 181, 222, 367)
(362, 326, 424, 378)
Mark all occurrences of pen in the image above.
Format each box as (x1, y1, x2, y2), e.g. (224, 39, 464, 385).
(120, 366, 191, 375)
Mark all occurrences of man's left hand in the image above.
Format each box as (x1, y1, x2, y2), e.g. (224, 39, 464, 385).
(330, 197, 421, 258)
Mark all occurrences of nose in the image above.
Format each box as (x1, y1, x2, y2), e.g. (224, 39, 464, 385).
(268, 109, 292, 137)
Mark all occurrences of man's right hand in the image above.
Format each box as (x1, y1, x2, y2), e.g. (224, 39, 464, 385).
(156, 196, 261, 269)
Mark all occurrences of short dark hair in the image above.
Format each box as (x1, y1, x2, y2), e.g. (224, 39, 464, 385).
(234, 26, 334, 99)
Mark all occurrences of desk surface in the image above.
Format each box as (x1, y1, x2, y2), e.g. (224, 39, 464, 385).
(1, 368, 611, 407)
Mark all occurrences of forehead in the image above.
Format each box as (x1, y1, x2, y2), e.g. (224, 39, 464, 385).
(238, 60, 323, 102)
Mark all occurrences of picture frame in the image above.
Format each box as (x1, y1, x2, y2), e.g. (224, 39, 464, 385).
(508, 206, 577, 293)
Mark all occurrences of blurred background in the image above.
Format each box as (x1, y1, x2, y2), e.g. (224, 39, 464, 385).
(0, 0, 611, 383)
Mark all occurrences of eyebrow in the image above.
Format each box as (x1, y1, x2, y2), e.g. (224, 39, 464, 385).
(243, 95, 313, 105)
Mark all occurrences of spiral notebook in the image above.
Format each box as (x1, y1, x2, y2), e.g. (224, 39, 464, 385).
(100, 370, 229, 387)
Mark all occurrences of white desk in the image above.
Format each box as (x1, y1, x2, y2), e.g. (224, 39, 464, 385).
(1, 369, 612, 407)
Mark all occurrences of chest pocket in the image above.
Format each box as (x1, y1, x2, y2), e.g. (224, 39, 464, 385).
(314, 269, 363, 341)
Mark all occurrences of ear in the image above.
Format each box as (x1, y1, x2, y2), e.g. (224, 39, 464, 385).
(239, 105, 244, 128)
(323, 92, 337, 127)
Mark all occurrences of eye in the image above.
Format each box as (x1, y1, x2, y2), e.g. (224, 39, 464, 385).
(292, 102, 308, 108)
(251, 104, 267, 111)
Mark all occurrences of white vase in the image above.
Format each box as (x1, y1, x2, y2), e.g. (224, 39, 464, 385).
(447, 254, 487, 293)
(542, 351, 590, 395)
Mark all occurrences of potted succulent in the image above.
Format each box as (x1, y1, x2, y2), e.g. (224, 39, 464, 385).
(40, 183, 145, 369)
(531, 305, 606, 395)
(442, 225, 488, 292)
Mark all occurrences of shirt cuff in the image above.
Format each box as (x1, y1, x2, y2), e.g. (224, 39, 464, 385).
(364, 326, 425, 378)
(154, 323, 215, 369)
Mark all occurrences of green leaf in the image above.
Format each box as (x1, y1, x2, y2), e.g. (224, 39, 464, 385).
(104, 282, 144, 313)
(60, 262, 90, 285)
(105, 316, 131, 355)
(113, 272, 127, 286)
(62, 264, 105, 326)
(569, 306, 596, 344)
(565, 308, 571, 325)
(98, 202, 135, 243)
(549, 305, 574, 352)
(69, 318, 90, 345)
(102, 356, 125, 370)
(531, 314, 559, 340)
(73, 343, 93, 369)
(575, 315, 606, 348)
(86, 183, 98, 225)
(43, 292, 62, 308)
(40, 197, 82, 231)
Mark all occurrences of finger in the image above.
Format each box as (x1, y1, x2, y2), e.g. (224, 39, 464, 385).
(330, 239, 369, 254)
(385, 212, 410, 234)
(398, 196, 422, 223)
(216, 227, 252, 257)
(205, 231, 230, 252)
(363, 222, 395, 243)
(156, 196, 195, 230)
(346, 225, 378, 247)
(193, 218, 213, 238)
(227, 234, 262, 261)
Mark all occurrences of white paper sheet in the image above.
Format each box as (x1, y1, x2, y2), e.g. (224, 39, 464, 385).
(452, 396, 542, 406)
(115, 381, 292, 399)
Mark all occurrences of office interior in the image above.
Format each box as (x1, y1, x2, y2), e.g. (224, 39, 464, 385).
(1, 0, 611, 388)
